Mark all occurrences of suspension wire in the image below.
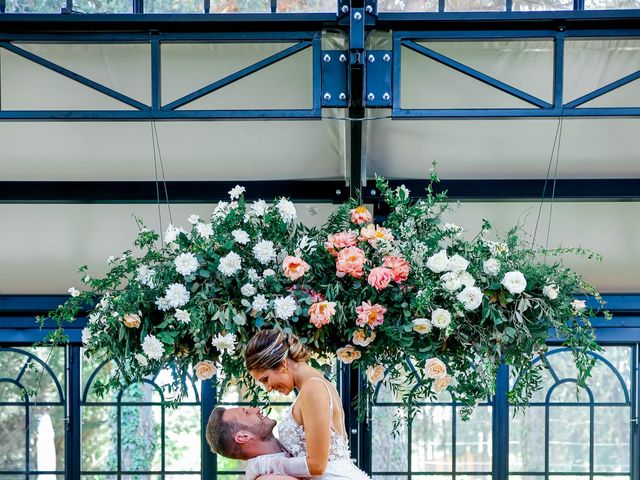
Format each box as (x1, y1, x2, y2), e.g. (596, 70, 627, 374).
(152, 120, 173, 226)
(545, 116, 564, 255)
(532, 116, 563, 249)
(151, 121, 164, 245)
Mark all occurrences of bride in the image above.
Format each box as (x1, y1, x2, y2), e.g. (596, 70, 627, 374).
(244, 329, 371, 480)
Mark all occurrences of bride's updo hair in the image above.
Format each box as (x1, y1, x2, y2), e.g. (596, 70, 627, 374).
(245, 329, 311, 372)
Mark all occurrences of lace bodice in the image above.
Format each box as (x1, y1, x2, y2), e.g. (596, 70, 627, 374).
(278, 378, 351, 461)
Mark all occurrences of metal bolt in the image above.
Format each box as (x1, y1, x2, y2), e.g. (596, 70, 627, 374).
(382, 92, 390, 101)
(353, 11, 362, 20)
(351, 428, 358, 434)
(336, 189, 342, 196)
(370, 189, 376, 196)
(339, 92, 346, 100)
(341, 4, 349, 12)
(383, 53, 391, 62)
(367, 93, 375, 101)
(365, 4, 373, 12)
(323, 53, 331, 63)
(324, 92, 332, 101)
(368, 54, 375, 63)
(339, 54, 347, 62)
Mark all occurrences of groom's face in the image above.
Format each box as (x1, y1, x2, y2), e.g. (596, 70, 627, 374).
(224, 406, 276, 440)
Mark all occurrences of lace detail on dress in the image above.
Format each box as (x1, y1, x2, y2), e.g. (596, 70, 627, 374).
(278, 379, 351, 461)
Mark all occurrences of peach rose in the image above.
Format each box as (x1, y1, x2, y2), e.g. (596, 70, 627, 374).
(336, 246, 366, 279)
(194, 360, 217, 380)
(325, 231, 358, 257)
(123, 313, 141, 328)
(434, 375, 453, 393)
(367, 266, 393, 290)
(309, 301, 337, 328)
(359, 224, 394, 248)
(336, 345, 362, 364)
(352, 329, 376, 347)
(355, 301, 387, 329)
(366, 365, 385, 386)
(382, 255, 410, 283)
(425, 358, 447, 379)
(282, 255, 311, 281)
(350, 205, 373, 225)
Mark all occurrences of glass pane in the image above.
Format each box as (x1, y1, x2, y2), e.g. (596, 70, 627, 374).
(4, 0, 64, 12)
(594, 407, 630, 472)
(145, 0, 203, 13)
(82, 357, 115, 404)
(590, 347, 632, 403)
(165, 406, 200, 471)
(548, 407, 590, 472)
(372, 406, 408, 472)
(512, 0, 572, 10)
(216, 452, 246, 473)
(509, 407, 545, 472)
(445, 0, 505, 10)
(377, 0, 438, 11)
(586, 0, 640, 7)
(0, 347, 65, 403)
(0, 407, 25, 470)
(209, 0, 269, 12)
(29, 406, 65, 471)
(81, 406, 117, 471)
(373, 477, 409, 480)
(277, 0, 335, 12)
(72, 0, 132, 12)
(120, 405, 161, 472)
(412, 406, 452, 472)
(456, 407, 492, 472)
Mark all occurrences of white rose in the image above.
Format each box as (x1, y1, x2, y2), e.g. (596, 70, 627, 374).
(426, 250, 450, 273)
(449, 254, 469, 272)
(412, 318, 433, 335)
(135, 353, 148, 367)
(366, 365, 385, 386)
(195, 222, 213, 239)
(277, 198, 297, 223)
(425, 358, 447, 379)
(228, 184, 246, 200)
(232, 229, 250, 245)
(251, 294, 269, 312)
(458, 271, 476, 287)
(218, 251, 242, 277)
(164, 283, 190, 308)
(571, 299, 587, 312)
(543, 284, 559, 300)
(187, 214, 201, 225)
(241, 283, 257, 297)
(441, 272, 462, 292)
(431, 309, 452, 329)
(251, 200, 268, 217)
(483, 258, 501, 276)
(457, 286, 483, 311)
(81, 327, 91, 346)
(253, 240, 276, 265)
(68, 287, 80, 297)
(142, 334, 164, 361)
(501, 271, 527, 295)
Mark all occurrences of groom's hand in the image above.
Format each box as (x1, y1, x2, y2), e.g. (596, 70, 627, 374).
(256, 476, 299, 480)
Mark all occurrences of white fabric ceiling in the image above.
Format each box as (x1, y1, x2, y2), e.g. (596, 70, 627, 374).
(0, 36, 638, 294)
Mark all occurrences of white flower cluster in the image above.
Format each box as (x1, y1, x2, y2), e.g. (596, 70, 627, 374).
(253, 240, 276, 264)
(136, 265, 156, 288)
(156, 283, 190, 311)
(218, 251, 242, 277)
(142, 334, 164, 360)
(212, 332, 237, 354)
(277, 198, 297, 223)
(174, 252, 199, 277)
(273, 295, 297, 320)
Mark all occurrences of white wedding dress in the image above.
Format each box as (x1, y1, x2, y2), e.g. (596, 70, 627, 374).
(277, 378, 371, 480)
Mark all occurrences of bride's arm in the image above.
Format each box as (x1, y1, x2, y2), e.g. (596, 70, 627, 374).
(256, 475, 299, 480)
(297, 380, 332, 476)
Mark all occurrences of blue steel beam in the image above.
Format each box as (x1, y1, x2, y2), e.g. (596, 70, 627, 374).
(163, 40, 313, 110)
(0, 41, 150, 111)
(393, 107, 640, 118)
(0, 109, 319, 120)
(402, 39, 553, 109)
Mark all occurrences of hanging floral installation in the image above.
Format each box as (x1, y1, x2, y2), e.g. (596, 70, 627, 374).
(45, 172, 607, 419)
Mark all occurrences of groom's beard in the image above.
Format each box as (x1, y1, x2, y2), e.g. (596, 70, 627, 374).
(248, 416, 277, 440)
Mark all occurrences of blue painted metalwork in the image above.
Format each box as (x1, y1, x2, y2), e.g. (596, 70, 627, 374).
(321, 50, 349, 107)
(565, 68, 640, 108)
(493, 364, 509, 480)
(364, 49, 392, 107)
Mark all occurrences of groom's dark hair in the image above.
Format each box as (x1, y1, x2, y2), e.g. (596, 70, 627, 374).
(206, 407, 245, 459)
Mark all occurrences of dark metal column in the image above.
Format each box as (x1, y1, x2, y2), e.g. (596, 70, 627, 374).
(66, 345, 82, 480)
(492, 364, 510, 480)
(201, 379, 217, 480)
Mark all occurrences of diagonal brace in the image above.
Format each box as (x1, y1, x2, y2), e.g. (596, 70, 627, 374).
(0, 42, 150, 111)
(564, 69, 640, 108)
(402, 39, 553, 109)
(163, 40, 312, 111)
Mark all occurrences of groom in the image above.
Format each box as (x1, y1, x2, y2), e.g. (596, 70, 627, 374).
(205, 406, 301, 480)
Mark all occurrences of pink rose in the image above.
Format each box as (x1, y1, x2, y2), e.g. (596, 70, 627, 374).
(325, 231, 358, 257)
(282, 255, 310, 281)
(355, 301, 387, 329)
(336, 246, 366, 279)
(350, 205, 372, 225)
(309, 301, 337, 328)
(382, 255, 410, 283)
(367, 266, 393, 290)
(359, 224, 394, 248)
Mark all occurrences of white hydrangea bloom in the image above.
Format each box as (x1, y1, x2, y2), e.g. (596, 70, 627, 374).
(164, 283, 190, 308)
(174, 252, 199, 276)
(218, 251, 242, 277)
(241, 283, 257, 297)
(277, 198, 297, 223)
(232, 229, 250, 245)
(228, 184, 246, 200)
(251, 199, 268, 217)
(247, 268, 260, 282)
(195, 222, 213, 239)
(253, 240, 276, 264)
(274, 295, 297, 320)
(142, 334, 164, 360)
(211, 333, 236, 354)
